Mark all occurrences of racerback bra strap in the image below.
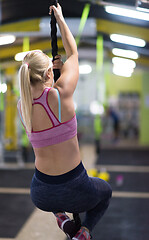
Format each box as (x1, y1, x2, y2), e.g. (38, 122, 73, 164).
(33, 88, 61, 127)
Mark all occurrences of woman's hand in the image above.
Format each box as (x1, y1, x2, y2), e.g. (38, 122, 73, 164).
(49, 3, 64, 22)
(53, 55, 63, 72)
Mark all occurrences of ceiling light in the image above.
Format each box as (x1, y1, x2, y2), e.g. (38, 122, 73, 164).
(112, 57, 136, 78)
(110, 34, 146, 47)
(113, 64, 134, 74)
(15, 51, 30, 61)
(0, 35, 16, 46)
(113, 66, 132, 78)
(112, 48, 139, 59)
(112, 57, 136, 69)
(79, 64, 92, 74)
(137, 7, 149, 13)
(105, 6, 149, 21)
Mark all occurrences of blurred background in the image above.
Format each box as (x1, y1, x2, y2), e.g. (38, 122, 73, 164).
(0, 0, 149, 240)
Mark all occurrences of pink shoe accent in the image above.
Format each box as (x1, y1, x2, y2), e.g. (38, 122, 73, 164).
(55, 213, 80, 239)
(55, 213, 70, 231)
(72, 228, 91, 240)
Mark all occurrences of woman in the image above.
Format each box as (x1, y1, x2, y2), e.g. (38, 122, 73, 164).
(17, 4, 112, 240)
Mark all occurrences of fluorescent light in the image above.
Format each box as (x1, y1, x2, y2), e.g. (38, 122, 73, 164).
(113, 64, 134, 74)
(112, 48, 139, 59)
(112, 57, 136, 69)
(113, 65, 134, 77)
(112, 57, 136, 78)
(113, 66, 133, 78)
(0, 83, 7, 93)
(0, 35, 16, 46)
(137, 7, 149, 13)
(110, 34, 146, 47)
(79, 64, 92, 74)
(105, 6, 149, 21)
(15, 51, 30, 61)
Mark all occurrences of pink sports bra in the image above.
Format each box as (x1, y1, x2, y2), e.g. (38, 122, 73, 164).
(18, 88, 77, 148)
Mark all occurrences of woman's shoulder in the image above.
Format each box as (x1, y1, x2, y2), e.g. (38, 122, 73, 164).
(47, 87, 60, 103)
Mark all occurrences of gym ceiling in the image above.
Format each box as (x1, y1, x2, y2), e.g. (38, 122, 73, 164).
(0, 0, 149, 67)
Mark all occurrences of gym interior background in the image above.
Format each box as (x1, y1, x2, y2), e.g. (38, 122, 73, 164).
(0, 0, 149, 239)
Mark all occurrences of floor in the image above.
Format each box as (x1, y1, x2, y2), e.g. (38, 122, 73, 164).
(0, 144, 149, 240)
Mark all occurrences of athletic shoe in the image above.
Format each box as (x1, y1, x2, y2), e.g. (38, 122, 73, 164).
(72, 228, 91, 240)
(55, 212, 80, 239)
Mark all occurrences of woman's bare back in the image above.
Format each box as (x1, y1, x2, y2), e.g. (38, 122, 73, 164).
(31, 87, 81, 175)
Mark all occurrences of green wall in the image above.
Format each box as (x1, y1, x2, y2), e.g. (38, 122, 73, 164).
(140, 72, 149, 145)
(105, 66, 149, 146)
(107, 71, 142, 96)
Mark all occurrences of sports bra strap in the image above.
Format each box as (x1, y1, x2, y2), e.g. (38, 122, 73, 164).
(18, 88, 61, 129)
(55, 88, 61, 123)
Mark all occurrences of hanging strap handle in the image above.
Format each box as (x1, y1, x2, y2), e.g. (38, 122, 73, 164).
(50, 0, 60, 82)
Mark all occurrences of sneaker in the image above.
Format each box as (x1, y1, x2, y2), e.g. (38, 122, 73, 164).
(55, 212, 80, 239)
(72, 228, 91, 240)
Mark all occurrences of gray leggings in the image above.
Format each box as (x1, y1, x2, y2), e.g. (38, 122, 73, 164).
(31, 162, 112, 231)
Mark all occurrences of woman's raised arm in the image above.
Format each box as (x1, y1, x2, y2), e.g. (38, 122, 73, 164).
(49, 4, 79, 97)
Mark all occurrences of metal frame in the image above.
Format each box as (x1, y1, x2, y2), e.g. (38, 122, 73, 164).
(85, 0, 149, 10)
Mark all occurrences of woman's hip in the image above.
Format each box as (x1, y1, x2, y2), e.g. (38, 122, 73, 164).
(30, 163, 112, 212)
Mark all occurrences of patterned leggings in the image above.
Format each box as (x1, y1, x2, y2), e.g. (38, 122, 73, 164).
(31, 162, 112, 231)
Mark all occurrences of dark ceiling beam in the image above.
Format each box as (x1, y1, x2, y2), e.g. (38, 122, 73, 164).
(96, 0, 137, 6)
(1, 0, 149, 31)
(1, 0, 86, 24)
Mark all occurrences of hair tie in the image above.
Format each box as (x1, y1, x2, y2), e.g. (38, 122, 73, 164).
(25, 63, 29, 68)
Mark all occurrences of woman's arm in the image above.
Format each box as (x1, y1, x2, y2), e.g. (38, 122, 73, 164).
(49, 4, 79, 97)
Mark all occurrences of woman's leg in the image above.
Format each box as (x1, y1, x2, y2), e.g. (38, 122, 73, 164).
(53, 212, 81, 239)
(82, 177, 112, 232)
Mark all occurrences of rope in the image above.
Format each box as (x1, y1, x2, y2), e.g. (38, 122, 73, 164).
(50, 0, 60, 82)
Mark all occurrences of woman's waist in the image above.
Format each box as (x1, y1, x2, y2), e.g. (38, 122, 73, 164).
(34, 140, 80, 175)
(34, 161, 85, 184)
(35, 156, 81, 176)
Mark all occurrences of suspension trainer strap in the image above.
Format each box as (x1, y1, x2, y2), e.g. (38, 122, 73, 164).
(50, 0, 60, 82)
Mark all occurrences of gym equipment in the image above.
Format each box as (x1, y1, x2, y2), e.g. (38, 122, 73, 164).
(88, 167, 110, 182)
(87, 168, 98, 177)
(98, 170, 110, 182)
(116, 174, 124, 187)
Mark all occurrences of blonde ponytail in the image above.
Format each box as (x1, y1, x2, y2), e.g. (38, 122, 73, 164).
(18, 50, 53, 133)
(19, 64, 32, 133)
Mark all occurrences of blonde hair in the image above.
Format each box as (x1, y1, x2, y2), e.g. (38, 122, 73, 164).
(19, 50, 53, 133)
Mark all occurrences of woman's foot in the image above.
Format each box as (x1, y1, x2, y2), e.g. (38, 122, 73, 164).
(55, 212, 80, 239)
(72, 227, 91, 240)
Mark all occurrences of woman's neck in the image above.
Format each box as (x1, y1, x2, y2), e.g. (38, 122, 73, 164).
(31, 83, 51, 99)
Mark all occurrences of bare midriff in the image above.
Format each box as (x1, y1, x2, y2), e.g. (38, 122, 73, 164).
(34, 135, 81, 175)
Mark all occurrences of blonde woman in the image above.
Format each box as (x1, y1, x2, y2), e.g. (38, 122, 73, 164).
(17, 4, 112, 240)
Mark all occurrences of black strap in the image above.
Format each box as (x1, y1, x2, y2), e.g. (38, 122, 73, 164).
(50, 0, 60, 82)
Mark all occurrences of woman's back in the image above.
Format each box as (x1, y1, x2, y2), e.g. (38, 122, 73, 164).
(31, 87, 81, 175)
(18, 3, 80, 175)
